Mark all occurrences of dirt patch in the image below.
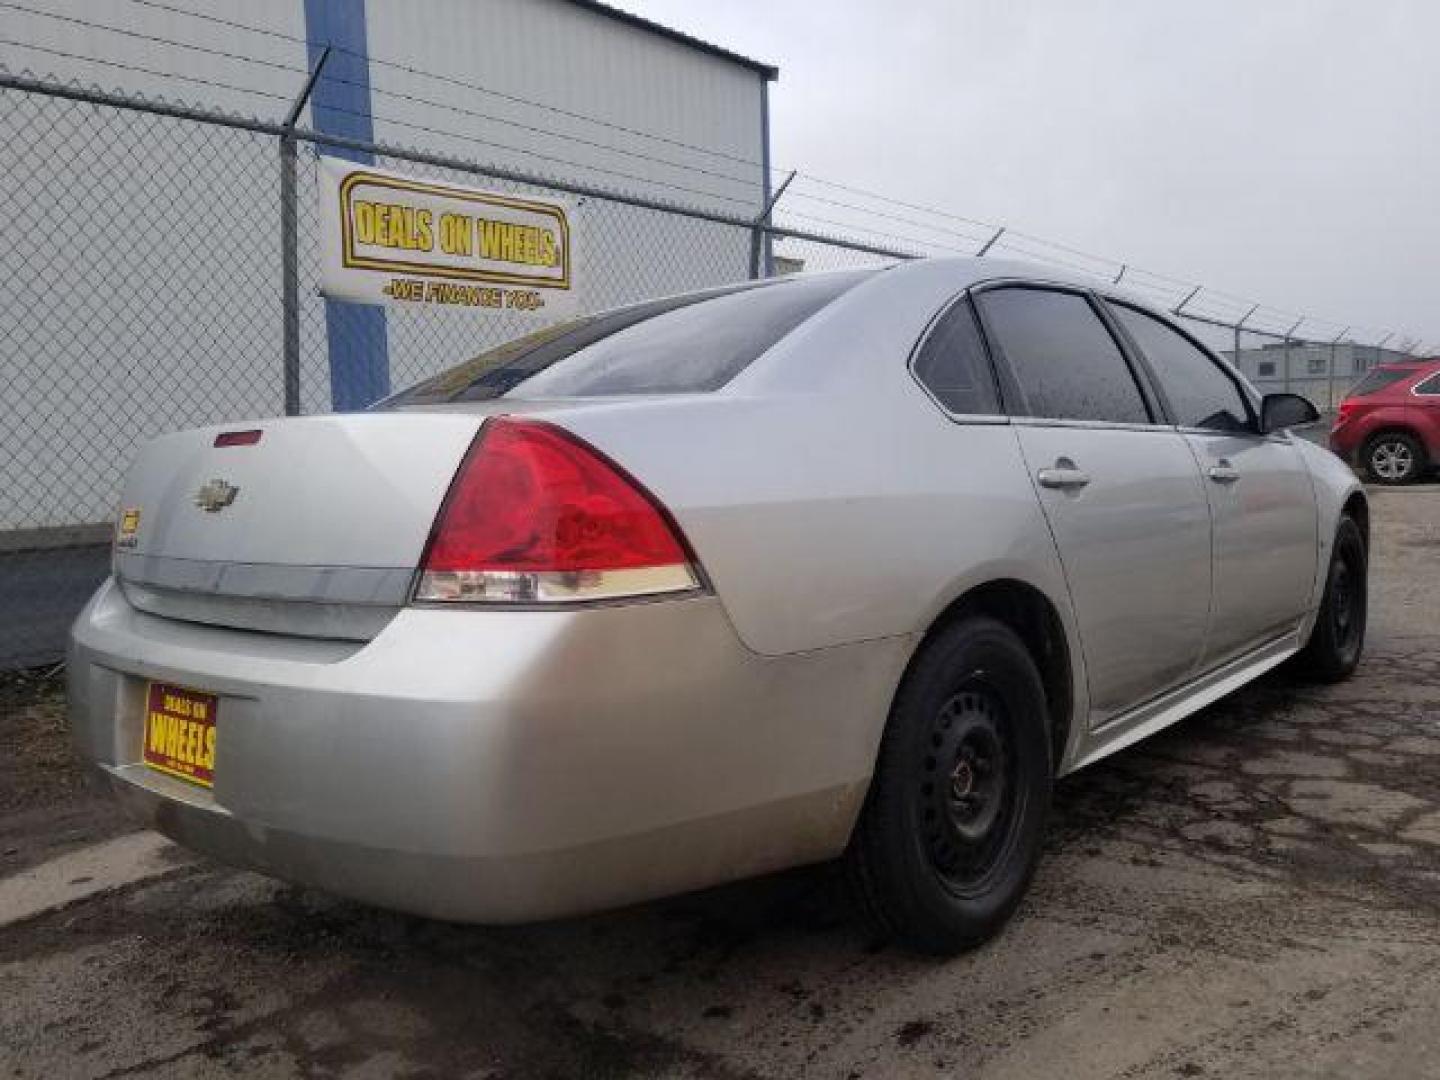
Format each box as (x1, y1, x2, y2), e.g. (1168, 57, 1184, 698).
(1, 668, 82, 813)
(0, 667, 131, 877)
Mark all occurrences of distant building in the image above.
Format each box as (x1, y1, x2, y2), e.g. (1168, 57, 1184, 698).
(1224, 342, 1418, 408)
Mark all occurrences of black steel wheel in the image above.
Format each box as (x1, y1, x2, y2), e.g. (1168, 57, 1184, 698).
(846, 616, 1052, 954)
(1298, 515, 1367, 682)
(919, 687, 1016, 894)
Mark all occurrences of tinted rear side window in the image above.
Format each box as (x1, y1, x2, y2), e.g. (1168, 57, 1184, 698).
(911, 298, 1000, 415)
(1415, 372, 1440, 396)
(975, 287, 1150, 424)
(1347, 368, 1412, 398)
(1109, 302, 1251, 432)
(379, 270, 873, 407)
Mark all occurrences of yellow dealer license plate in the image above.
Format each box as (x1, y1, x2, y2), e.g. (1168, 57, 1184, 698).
(143, 682, 218, 788)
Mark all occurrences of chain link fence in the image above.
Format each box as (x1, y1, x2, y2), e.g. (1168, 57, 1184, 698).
(1, 80, 291, 667)
(0, 70, 1417, 669)
(0, 72, 905, 668)
(294, 142, 760, 405)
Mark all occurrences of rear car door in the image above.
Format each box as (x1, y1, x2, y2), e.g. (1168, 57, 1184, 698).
(973, 285, 1211, 729)
(1412, 369, 1440, 464)
(1106, 301, 1319, 667)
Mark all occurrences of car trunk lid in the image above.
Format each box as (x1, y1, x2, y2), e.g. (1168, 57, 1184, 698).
(113, 412, 487, 639)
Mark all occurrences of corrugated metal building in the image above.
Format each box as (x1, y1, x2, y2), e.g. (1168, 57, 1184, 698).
(0, 0, 777, 532)
(0, 0, 776, 210)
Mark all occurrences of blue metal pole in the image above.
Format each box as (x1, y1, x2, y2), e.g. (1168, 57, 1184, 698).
(303, 0, 390, 411)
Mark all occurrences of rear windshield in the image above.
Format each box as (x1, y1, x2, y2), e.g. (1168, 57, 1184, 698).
(1347, 368, 1413, 398)
(378, 270, 874, 407)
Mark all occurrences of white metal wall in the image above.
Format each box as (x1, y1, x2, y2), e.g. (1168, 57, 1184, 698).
(365, 0, 767, 215)
(0, 0, 769, 530)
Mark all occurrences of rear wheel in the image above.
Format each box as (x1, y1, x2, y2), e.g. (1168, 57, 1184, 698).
(1364, 432, 1424, 484)
(846, 616, 1052, 954)
(1298, 515, 1367, 682)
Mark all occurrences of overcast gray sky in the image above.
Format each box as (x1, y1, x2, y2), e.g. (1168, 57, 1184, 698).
(623, 0, 1440, 347)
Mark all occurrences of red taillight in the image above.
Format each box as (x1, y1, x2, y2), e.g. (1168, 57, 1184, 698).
(214, 429, 262, 447)
(414, 418, 699, 603)
(1336, 399, 1358, 422)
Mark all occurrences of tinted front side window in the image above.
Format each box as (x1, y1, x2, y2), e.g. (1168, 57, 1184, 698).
(975, 288, 1149, 424)
(1110, 303, 1250, 432)
(912, 298, 999, 415)
(379, 270, 873, 407)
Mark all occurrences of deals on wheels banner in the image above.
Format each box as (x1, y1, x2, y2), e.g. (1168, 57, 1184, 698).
(318, 156, 579, 318)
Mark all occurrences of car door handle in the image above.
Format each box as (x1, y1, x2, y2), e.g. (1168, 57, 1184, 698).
(1207, 461, 1241, 484)
(1036, 462, 1091, 490)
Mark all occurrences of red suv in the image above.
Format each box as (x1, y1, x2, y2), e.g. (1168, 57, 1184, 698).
(1330, 359, 1440, 484)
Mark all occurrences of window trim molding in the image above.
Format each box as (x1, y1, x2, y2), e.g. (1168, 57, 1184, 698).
(905, 289, 1010, 423)
(1010, 415, 1183, 435)
(968, 279, 1162, 426)
(1411, 371, 1440, 397)
(1098, 294, 1263, 435)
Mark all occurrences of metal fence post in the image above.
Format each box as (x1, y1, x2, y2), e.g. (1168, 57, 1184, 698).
(1171, 285, 1202, 321)
(1282, 318, 1303, 396)
(976, 226, 1005, 257)
(279, 48, 330, 416)
(1328, 327, 1348, 410)
(748, 170, 795, 279)
(1235, 305, 1258, 379)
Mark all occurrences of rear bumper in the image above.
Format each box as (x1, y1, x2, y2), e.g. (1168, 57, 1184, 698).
(68, 579, 907, 922)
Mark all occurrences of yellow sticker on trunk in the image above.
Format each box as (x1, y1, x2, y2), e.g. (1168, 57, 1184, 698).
(117, 507, 140, 549)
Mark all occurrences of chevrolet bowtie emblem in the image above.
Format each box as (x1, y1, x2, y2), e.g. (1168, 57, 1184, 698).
(194, 479, 240, 513)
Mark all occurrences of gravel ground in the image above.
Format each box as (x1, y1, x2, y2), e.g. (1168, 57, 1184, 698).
(2, 486, 1438, 1079)
(0, 669, 129, 880)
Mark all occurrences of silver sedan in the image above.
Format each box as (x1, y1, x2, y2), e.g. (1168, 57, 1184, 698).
(69, 258, 1367, 953)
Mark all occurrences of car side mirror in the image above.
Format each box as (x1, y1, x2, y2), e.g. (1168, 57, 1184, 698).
(1259, 393, 1321, 434)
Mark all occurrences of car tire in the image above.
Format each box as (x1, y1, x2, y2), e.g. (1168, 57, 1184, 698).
(1364, 432, 1425, 485)
(1297, 515, 1367, 683)
(845, 616, 1052, 955)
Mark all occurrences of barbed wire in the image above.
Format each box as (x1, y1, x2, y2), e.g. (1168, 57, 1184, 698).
(780, 189, 993, 249)
(791, 173, 996, 234)
(302, 99, 762, 210)
(774, 209, 971, 256)
(0, 34, 292, 103)
(1, 2, 766, 192)
(111, 0, 779, 172)
(0, 37, 763, 211)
